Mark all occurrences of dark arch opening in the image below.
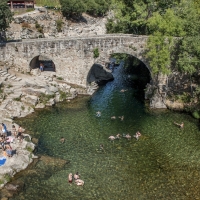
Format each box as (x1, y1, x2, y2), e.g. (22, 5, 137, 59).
(87, 53, 151, 100)
(29, 55, 56, 72)
(87, 63, 114, 85)
(110, 53, 151, 100)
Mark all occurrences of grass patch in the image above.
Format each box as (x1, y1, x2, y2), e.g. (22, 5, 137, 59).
(56, 19, 63, 32)
(39, 93, 55, 104)
(4, 174, 11, 182)
(93, 48, 99, 58)
(13, 97, 21, 101)
(57, 77, 63, 80)
(59, 90, 67, 100)
(35, 0, 60, 8)
(35, 21, 43, 33)
(26, 146, 33, 152)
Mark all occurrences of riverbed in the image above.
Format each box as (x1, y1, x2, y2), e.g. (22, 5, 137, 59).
(12, 63, 200, 200)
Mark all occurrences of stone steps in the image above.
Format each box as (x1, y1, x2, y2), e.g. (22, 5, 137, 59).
(0, 69, 22, 82)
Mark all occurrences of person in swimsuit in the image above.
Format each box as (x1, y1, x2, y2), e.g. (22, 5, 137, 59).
(174, 122, 184, 128)
(74, 172, 80, 180)
(68, 173, 73, 183)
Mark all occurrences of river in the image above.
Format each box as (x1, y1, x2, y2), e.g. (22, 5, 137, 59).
(12, 61, 200, 200)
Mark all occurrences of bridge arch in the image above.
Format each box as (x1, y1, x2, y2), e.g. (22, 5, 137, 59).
(29, 55, 56, 72)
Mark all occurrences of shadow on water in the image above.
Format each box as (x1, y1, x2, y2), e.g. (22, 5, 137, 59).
(9, 57, 200, 200)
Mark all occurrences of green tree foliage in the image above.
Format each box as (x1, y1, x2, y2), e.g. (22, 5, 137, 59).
(60, 0, 111, 17)
(175, 0, 200, 74)
(106, 0, 180, 34)
(60, 0, 87, 17)
(0, 0, 13, 31)
(146, 33, 172, 75)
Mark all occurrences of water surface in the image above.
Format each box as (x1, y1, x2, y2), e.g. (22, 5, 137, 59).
(12, 63, 200, 200)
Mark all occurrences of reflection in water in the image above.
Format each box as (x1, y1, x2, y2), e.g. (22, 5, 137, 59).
(11, 62, 200, 200)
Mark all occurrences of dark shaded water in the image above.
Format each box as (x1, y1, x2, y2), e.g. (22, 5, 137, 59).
(11, 63, 200, 200)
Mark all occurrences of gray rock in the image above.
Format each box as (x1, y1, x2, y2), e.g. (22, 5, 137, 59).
(21, 95, 38, 106)
(35, 103, 45, 109)
(45, 98, 55, 106)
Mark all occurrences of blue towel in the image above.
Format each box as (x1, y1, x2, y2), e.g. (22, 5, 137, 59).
(0, 157, 6, 166)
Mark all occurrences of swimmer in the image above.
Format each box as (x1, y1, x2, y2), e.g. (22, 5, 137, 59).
(60, 137, 65, 143)
(111, 116, 116, 119)
(74, 172, 80, 180)
(174, 122, 184, 128)
(108, 136, 115, 141)
(120, 89, 127, 93)
(133, 131, 141, 140)
(123, 133, 131, 140)
(96, 111, 101, 117)
(99, 144, 104, 151)
(115, 134, 121, 139)
(68, 173, 73, 183)
(118, 116, 124, 121)
(75, 179, 84, 186)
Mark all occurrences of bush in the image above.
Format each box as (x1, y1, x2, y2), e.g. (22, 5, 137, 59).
(59, 90, 67, 100)
(35, 22, 43, 33)
(56, 19, 63, 32)
(93, 48, 99, 58)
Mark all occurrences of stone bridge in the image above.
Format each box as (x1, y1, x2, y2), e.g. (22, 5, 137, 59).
(0, 34, 167, 108)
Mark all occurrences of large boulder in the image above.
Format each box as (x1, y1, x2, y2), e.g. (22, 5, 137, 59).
(87, 63, 114, 84)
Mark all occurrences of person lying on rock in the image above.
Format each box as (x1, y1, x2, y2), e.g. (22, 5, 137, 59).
(11, 125, 17, 137)
(1, 123, 8, 137)
(5, 144, 12, 157)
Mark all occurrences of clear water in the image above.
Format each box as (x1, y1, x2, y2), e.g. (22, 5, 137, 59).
(11, 64, 200, 200)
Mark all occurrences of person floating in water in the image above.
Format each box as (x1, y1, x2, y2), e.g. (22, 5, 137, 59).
(133, 131, 141, 140)
(118, 116, 124, 121)
(123, 133, 131, 140)
(111, 116, 116, 119)
(96, 111, 101, 117)
(120, 89, 127, 93)
(99, 144, 104, 151)
(74, 172, 80, 180)
(115, 134, 121, 139)
(68, 173, 73, 183)
(174, 122, 184, 128)
(60, 137, 65, 143)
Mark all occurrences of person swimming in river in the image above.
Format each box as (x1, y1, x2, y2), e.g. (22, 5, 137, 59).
(68, 173, 73, 183)
(60, 137, 65, 143)
(174, 122, 184, 128)
(96, 111, 101, 117)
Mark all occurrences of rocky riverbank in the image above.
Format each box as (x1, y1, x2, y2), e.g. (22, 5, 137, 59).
(0, 61, 89, 196)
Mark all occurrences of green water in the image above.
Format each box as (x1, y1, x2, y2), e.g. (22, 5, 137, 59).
(11, 64, 200, 200)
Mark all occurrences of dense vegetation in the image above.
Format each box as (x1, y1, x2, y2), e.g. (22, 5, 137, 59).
(60, 0, 111, 17)
(106, 0, 200, 115)
(0, 0, 13, 32)
(107, 0, 200, 76)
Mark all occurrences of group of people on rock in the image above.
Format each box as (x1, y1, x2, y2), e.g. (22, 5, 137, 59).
(0, 123, 25, 157)
(68, 172, 84, 186)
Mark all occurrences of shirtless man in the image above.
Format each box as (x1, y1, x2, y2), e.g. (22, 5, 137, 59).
(74, 172, 80, 180)
(174, 122, 184, 128)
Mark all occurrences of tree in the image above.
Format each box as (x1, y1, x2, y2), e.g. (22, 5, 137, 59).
(60, 0, 86, 18)
(0, 0, 13, 32)
(146, 33, 172, 75)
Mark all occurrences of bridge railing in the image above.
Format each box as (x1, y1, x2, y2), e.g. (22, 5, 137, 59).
(0, 34, 148, 44)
